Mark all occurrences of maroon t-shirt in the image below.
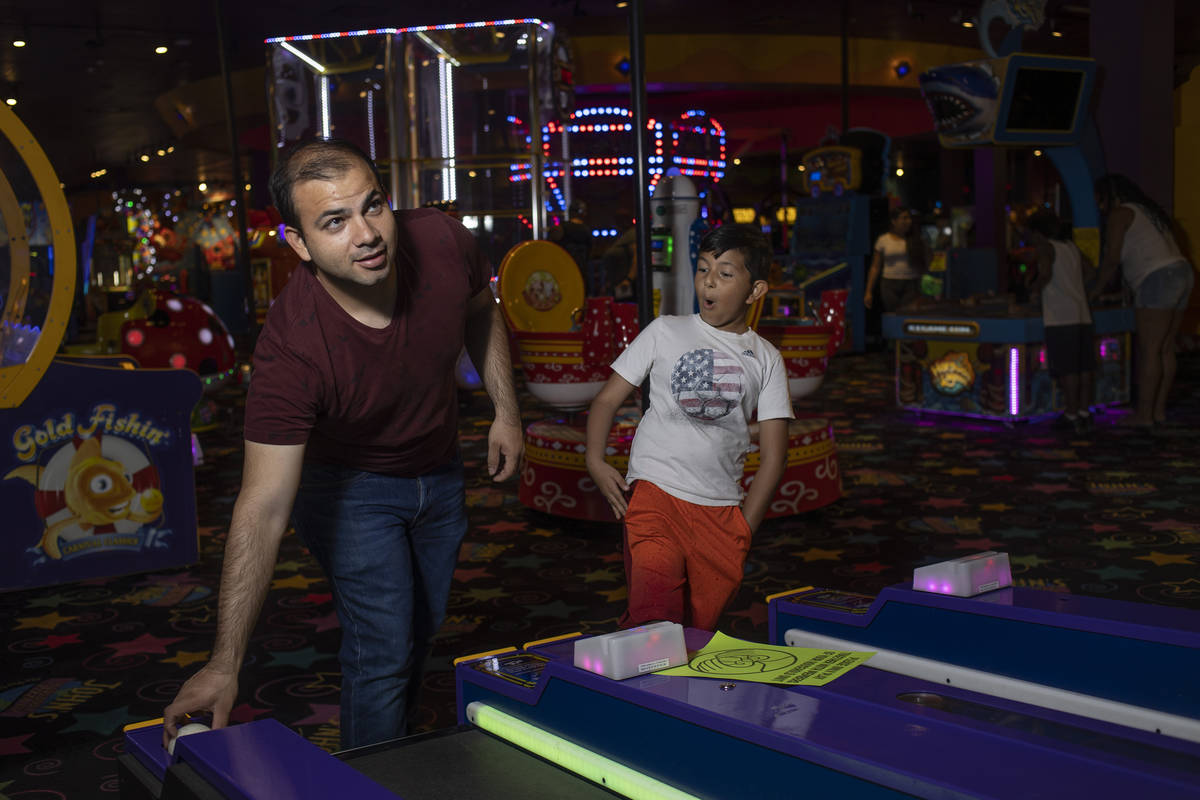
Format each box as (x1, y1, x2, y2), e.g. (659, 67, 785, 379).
(243, 208, 490, 476)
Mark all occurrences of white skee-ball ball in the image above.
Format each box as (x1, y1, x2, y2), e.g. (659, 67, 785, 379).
(167, 722, 211, 755)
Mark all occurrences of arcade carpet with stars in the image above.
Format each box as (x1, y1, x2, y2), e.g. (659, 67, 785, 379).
(2, 349, 1198, 797)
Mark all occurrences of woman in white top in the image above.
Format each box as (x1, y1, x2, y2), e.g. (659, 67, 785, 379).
(1093, 174, 1196, 427)
(865, 207, 924, 312)
(1026, 209, 1094, 433)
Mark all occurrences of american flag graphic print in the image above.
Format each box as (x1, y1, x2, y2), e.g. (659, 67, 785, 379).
(670, 347, 745, 421)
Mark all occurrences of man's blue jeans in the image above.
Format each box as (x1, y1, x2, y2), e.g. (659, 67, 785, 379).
(290, 457, 467, 749)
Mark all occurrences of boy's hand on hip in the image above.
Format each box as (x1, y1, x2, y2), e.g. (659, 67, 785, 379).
(587, 459, 630, 519)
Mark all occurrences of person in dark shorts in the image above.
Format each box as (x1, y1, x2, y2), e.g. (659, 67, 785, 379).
(1092, 174, 1196, 427)
(1026, 209, 1094, 434)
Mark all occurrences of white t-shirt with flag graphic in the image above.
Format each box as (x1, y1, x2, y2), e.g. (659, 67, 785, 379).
(611, 314, 794, 506)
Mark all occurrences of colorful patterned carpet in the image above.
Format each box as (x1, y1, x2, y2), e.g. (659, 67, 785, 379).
(2, 350, 1199, 796)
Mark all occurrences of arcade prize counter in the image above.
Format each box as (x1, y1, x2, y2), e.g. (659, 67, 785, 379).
(881, 298, 1134, 421)
(122, 579, 1200, 799)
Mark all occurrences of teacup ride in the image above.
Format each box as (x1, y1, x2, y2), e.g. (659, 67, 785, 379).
(496, 241, 640, 519)
(756, 318, 836, 399)
(498, 241, 637, 413)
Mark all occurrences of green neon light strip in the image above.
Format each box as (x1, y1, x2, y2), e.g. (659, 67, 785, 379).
(466, 701, 701, 800)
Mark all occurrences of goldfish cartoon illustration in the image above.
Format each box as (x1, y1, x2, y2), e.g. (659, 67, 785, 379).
(5, 435, 164, 560)
(930, 351, 976, 396)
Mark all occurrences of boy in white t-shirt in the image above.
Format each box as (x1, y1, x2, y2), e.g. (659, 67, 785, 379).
(1026, 208, 1095, 434)
(585, 224, 793, 631)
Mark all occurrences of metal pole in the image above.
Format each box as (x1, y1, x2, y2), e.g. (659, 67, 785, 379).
(385, 34, 403, 205)
(404, 36, 421, 209)
(780, 132, 789, 251)
(629, 0, 652, 334)
(214, 0, 256, 339)
(528, 23, 544, 239)
(841, 0, 850, 135)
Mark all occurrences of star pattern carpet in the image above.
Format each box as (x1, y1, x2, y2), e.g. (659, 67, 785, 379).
(1, 351, 1198, 795)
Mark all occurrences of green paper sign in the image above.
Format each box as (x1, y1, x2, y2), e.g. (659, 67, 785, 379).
(657, 632, 874, 686)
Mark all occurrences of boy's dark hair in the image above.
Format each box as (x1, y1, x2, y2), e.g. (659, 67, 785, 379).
(1026, 208, 1071, 241)
(699, 223, 771, 283)
(270, 138, 386, 230)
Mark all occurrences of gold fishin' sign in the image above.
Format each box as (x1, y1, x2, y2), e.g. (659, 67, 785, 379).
(930, 351, 975, 395)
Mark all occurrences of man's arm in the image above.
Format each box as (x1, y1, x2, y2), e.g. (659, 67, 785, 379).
(585, 372, 637, 519)
(1091, 206, 1133, 300)
(741, 418, 788, 533)
(464, 287, 523, 481)
(162, 441, 304, 746)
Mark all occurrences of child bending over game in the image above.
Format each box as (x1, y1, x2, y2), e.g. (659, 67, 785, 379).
(1025, 208, 1095, 435)
(585, 224, 793, 631)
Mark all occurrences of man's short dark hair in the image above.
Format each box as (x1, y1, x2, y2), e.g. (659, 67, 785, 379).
(269, 138, 386, 230)
(699, 223, 771, 283)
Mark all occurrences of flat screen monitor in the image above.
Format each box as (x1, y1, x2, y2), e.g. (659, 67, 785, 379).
(1004, 67, 1085, 132)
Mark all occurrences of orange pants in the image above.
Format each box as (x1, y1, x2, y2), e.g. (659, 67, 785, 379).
(620, 480, 752, 631)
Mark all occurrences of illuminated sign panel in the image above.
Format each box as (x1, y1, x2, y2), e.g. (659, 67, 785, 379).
(902, 320, 980, 338)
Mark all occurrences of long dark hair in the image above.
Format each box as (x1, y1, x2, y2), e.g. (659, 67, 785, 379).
(1094, 173, 1173, 234)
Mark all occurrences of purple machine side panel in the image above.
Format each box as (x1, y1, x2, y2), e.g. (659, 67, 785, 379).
(770, 583, 1200, 646)
(125, 719, 402, 800)
(455, 629, 1200, 799)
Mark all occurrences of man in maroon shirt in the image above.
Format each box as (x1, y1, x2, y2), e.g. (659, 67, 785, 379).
(163, 139, 522, 749)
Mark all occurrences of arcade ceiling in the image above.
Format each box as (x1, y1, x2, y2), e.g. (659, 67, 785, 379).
(0, 0, 1194, 193)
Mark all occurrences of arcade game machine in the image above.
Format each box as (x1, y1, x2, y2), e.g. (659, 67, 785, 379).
(124, 554, 1200, 799)
(265, 17, 574, 267)
(0, 104, 202, 591)
(883, 7, 1133, 422)
(245, 208, 302, 326)
(783, 130, 890, 355)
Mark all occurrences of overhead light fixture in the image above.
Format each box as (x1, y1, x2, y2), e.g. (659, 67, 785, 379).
(156, 149, 166, 156)
(4, 97, 15, 106)
(280, 40, 326, 73)
(13, 39, 26, 47)
(167, 145, 175, 153)
(1052, 29, 1063, 38)
(155, 45, 168, 54)
(198, 182, 207, 192)
(896, 168, 905, 177)
(140, 154, 150, 162)
(962, 19, 975, 28)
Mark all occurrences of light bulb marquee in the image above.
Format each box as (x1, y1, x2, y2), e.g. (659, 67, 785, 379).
(510, 106, 727, 216)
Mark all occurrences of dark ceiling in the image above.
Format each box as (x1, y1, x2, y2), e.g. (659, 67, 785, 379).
(0, 0, 1191, 196)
